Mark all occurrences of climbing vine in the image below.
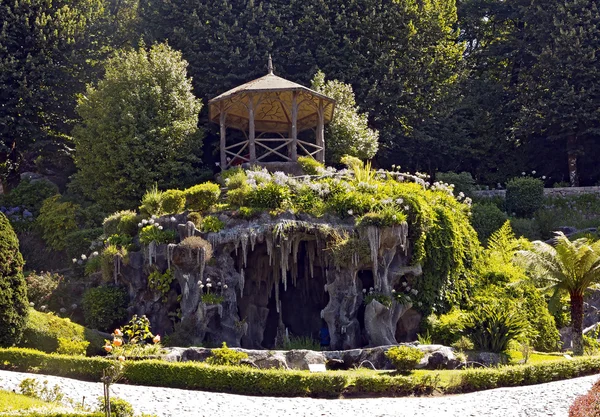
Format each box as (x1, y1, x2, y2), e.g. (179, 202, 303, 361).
(147, 268, 174, 303)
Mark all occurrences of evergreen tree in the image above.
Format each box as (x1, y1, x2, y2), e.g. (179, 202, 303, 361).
(0, 0, 107, 186)
(72, 43, 204, 211)
(0, 213, 28, 347)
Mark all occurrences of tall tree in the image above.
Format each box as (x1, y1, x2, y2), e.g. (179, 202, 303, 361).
(0, 0, 107, 187)
(517, 0, 600, 186)
(72, 43, 204, 211)
(519, 233, 600, 355)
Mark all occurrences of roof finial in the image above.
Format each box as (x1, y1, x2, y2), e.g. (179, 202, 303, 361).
(268, 54, 273, 74)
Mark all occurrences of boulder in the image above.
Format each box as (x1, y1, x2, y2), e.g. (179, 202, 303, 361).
(285, 349, 326, 370)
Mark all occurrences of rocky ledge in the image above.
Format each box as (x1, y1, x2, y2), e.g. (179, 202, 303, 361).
(163, 344, 460, 371)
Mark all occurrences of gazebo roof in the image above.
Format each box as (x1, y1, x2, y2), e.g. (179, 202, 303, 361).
(208, 64, 335, 133)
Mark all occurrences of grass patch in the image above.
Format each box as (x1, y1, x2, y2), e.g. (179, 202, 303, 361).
(0, 389, 50, 412)
(18, 309, 106, 356)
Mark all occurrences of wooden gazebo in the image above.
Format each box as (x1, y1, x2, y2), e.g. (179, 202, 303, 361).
(209, 57, 336, 169)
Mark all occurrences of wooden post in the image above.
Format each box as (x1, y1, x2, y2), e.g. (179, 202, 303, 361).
(219, 110, 227, 169)
(316, 99, 325, 163)
(248, 96, 256, 163)
(291, 91, 298, 161)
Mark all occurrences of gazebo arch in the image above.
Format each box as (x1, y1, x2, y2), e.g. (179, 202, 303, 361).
(208, 57, 336, 170)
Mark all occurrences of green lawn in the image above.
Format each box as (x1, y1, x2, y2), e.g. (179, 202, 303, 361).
(0, 389, 51, 412)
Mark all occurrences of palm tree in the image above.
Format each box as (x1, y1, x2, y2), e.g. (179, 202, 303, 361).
(518, 232, 600, 355)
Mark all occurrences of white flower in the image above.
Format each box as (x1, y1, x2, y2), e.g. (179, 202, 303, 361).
(417, 301, 422, 307)
(217, 282, 222, 286)
(362, 289, 367, 293)
(170, 217, 177, 222)
(223, 284, 228, 289)
(72, 258, 77, 264)
(199, 284, 204, 289)
(402, 282, 408, 287)
(411, 289, 418, 295)
(542, 176, 546, 180)
(206, 283, 212, 288)
(391, 289, 396, 293)
(396, 198, 404, 204)
(92, 251, 99, 257)
(71, 304, 78, 309)
(522, 172, 526, 176)
(138, 223, 143, 228)
(532, 170, 536, 175)
(206, 278, 211, 282)
(149, 218, 155, 224)
(81, 254, 87, 260)
(158, 226, 163, 230)
(215, 162, 220, 167)
(392, 164, 396, 169)
(347, 209, 353, 215)
(29, 302, 34, 307)
(142, 219, 148, 225)
(59, 308, 66, 313)
(151, 215, 157, 220)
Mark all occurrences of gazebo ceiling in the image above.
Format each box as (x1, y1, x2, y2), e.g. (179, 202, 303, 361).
(208, 73, 336, 133)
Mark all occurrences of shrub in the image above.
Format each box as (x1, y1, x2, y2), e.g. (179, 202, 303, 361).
(356, 207, 407, 228)
(19, 378, 64, 403)
(462, 304, 526, 353)
(436, 171, 476, 197)
(184, 182, 221, 212)
(65, 228, 103, 260)
(427, 308, 466, 346)
(247, 182, 291, 210)
(25, 272, 62, 307)
(37, 195, 79, 251)
(505, 177, 544, 218)
(187, 212, 202, 228)
(139, 185, 164, 217)
(206, 342, 248, 366)
(5, 179, 59, 215)
(97, 397, 134, 417)
(103, 211, 139, 237)
(57, 337, 90, 356)
(18, 309, 105, 356)
(471, 203, 508, 245)
(0, 212, 28, 346)
(180, 237, 213, 260)
(138, 225, 177, 245)
(298, 156, 324, 175)
(82, 287, 128, 332)
(161, 189, 186, 214)
(385, 346, 424, 372)
(510, 217, 542, 240)
(200, 216, 224, 233)
(147, 268, 174, 302)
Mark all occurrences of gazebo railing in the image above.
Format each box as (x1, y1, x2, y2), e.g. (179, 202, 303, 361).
(223, 136, 323, 168)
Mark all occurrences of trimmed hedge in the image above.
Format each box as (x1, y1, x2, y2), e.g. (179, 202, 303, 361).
(2, 348, 600, 398)
(17, 414, 103, 417)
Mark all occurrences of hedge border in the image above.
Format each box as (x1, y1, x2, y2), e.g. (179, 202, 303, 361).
(1, 348, 600, 398)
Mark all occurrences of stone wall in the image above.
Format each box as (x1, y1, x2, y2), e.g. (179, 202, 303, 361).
(473, 186, 600, 199)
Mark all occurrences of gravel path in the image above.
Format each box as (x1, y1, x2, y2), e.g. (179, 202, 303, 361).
(0, 369, 596, 417)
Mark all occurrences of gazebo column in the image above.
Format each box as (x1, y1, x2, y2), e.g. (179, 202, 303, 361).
(291, 92, 298, 161)
(248, 96, 257, 163)
(219, 110, 227, 169)
(316, 99, 325, 163)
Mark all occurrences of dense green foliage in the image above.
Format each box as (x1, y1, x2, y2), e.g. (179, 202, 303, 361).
(385, 346, 425, 372)
(82, 286, 128, 332)
(505, 177, 545, 218)
(205, 342, 249, 366)
(0, 213, 28, 346)
(36, 196, 79, 252)
(184, 183, 221, 212)
(471, 203, 508, 245)
(519, 233, 600, 355)
(310, 71, 378, 163)
(72, 43, 204, 211)
(462, 304, 527, 353)
(18, 309, 105, 356)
